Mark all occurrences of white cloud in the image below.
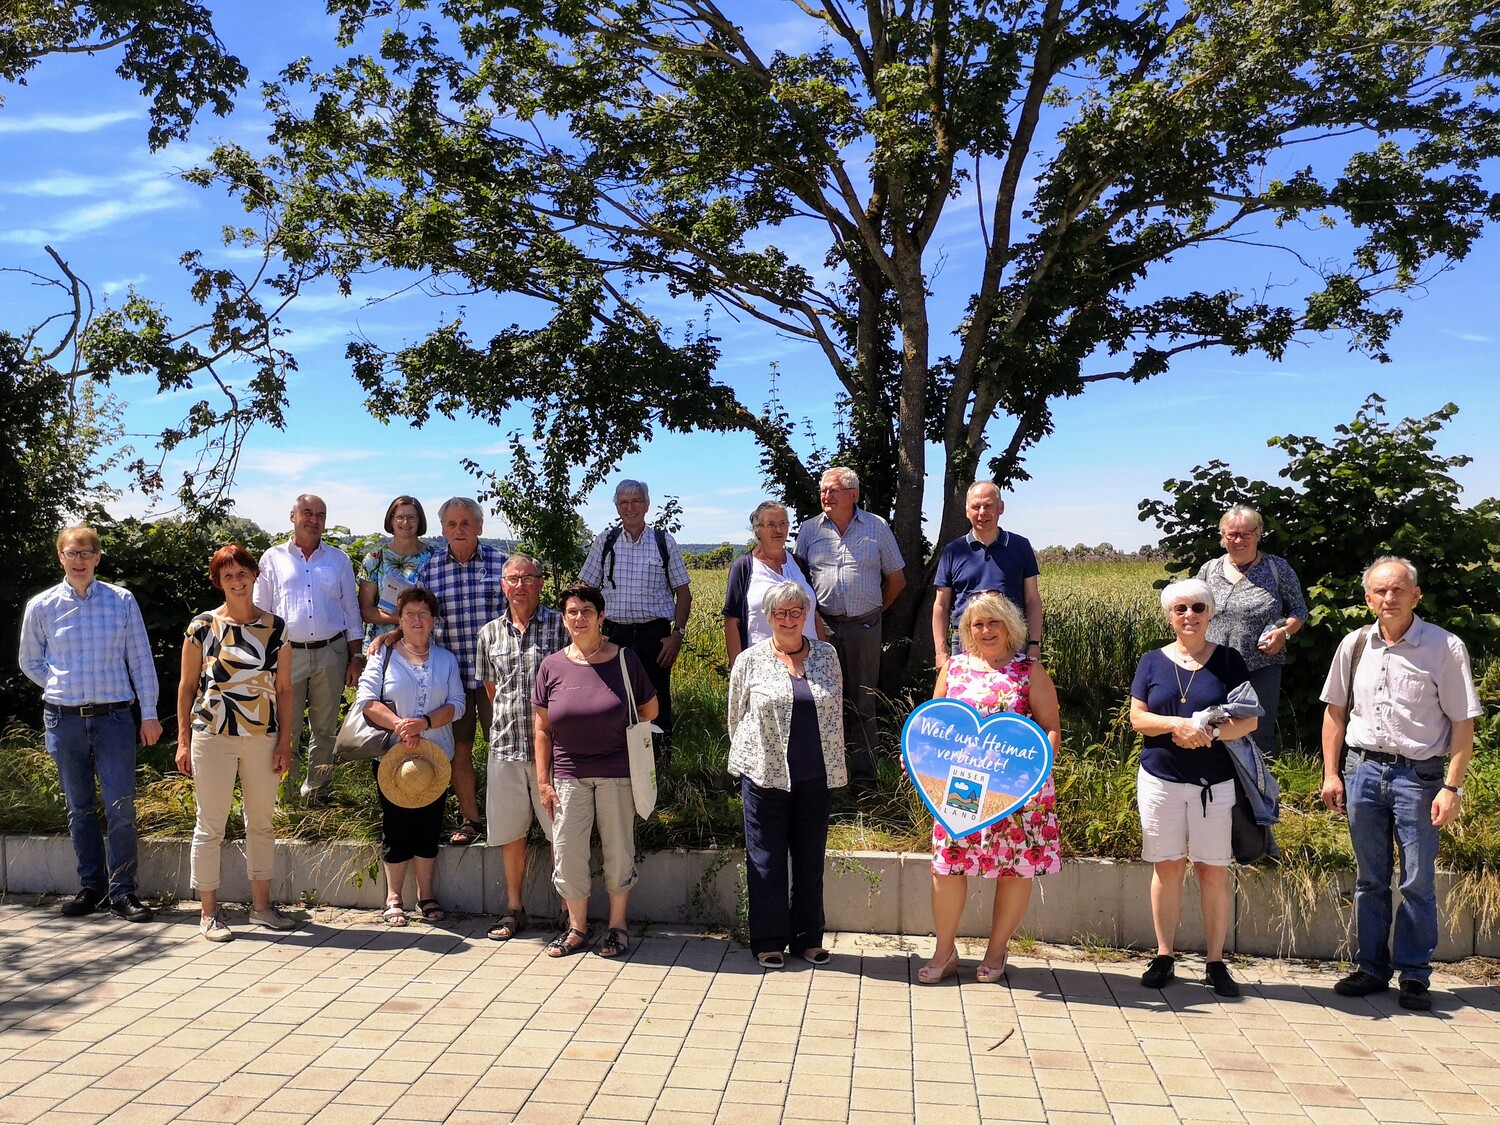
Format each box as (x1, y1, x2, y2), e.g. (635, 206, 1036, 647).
(0, 110, 141, 135)
(0, 177, 183, 243)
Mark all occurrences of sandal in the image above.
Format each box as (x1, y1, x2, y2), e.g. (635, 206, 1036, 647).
(802, 947, 831, 966)
(757, 951, 785, 969)
(598, 927, 629, 959)
(417, 898, 445, 922)
(449, 819, 483, 847)
(545, 927, 589, 958)
(917, 949, 959, 985)
(975, 953, 1009, 984)
(488, 908, 527, 941)
(382, 903, 408, 927)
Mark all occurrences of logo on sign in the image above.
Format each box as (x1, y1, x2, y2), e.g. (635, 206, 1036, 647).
(900, 698, 1054, 838)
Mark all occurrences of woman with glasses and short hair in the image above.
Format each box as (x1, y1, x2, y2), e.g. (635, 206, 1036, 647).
(358, 496, 434, 642)
(1195, 504, 1307, 761)
(723, 500, 823, 668)
(1129, 578, 1258, 997)
(727, 581, 846, 969)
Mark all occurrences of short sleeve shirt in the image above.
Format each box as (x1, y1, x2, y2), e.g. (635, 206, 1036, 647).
(1131, 645, 1248, 785)
(185, 610, 286, 736)
(476, 607, 567, 763)
(533, 648, 657, 779)
(413, 543, 508, 687)
(578, 528, 690, 623)
(934, 529, 1039, 628)
(358, 542, 435, 641)
(794, 509, 905, 618)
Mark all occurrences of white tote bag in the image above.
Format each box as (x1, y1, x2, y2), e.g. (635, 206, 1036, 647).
(618, 649, 658, 819)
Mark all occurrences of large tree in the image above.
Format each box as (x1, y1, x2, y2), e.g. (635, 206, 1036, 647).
(195, 0, 1500, 677)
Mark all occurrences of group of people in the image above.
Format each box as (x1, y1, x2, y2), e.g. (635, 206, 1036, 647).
(17, 477, 1482, 1008)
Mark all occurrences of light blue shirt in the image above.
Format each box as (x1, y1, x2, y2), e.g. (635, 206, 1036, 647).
(355, 644, 466, 759)
(19, 579, 160, 719)
(795, 509, 905, 618)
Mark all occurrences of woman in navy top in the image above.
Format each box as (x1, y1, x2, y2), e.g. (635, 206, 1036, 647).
(1130, 578, 1258, 998)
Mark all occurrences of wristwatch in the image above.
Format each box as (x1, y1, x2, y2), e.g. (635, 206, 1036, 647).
(673, 626, 688, 638)
(1210, 725, 1222, 741)
(1442, 783, 1463, 796)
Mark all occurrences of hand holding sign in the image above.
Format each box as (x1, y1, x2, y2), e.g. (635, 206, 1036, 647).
(900, 699, 1055, 839)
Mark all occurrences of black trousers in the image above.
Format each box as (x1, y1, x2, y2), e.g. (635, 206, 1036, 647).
(604, 618, 674, 748)
(741, 776, 832, 955)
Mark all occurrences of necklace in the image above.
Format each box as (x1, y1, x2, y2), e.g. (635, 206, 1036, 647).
(400, 638, 431, 658)
(570, 636, 605, 662)
(773, 636, 808, 658)
(1173, 642, 1209, 703)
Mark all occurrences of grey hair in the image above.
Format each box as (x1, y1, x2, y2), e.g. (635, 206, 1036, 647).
(437, 496, 484, 524)
(614, 479, 649, 505)
(749, 500, 789, 531)
(820, 466, 859, 492)
(1160, 578, 1216, 620)
(1219, 504, 1264, 534)
(1363, 555, 1419, 591)
(760, 579, 812, 619)
(966, 480, 1001, 502)
(503, 551, 542, 576)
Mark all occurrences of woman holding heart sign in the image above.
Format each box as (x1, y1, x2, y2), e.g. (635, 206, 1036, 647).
(1130, 578, 1259, 998)
(919, 591, 1062, 985)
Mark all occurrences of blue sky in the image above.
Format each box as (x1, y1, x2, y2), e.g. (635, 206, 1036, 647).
(3, 3, 1496, 550)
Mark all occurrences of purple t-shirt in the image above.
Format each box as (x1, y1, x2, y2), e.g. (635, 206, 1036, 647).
(533, 647, 658, 779)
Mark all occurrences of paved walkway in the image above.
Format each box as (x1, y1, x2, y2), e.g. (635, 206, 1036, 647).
(1, 900, 1498, 1124)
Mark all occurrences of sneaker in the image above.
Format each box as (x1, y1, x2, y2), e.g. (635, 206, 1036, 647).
(1203, 960, 1241, 998)
(60, 888, 105, 918)
(248, 906, 298, 932)
(1398, 979, 1432, 1011)
(109, 894, 154, 923)
(201, 912, 235, 943)
(1141, 955, 1176, 989)
(1333, 969, 1389, 997)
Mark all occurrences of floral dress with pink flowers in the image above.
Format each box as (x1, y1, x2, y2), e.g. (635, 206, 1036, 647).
(930, 654, 1060, 879)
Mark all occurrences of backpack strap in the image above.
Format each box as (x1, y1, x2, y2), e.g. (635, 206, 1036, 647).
(601, 525, 672, 589)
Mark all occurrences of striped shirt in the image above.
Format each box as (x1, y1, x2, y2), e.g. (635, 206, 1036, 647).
(414, 543, 508, 688)
(476, 606, 567, 762)
(579, 527, 689, 623)
(795, 509, 905, 618)
(19, 579, 160, 719)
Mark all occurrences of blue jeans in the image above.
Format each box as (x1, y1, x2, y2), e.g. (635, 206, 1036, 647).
(742, 777, 832, 955)
(1344, 750, 1444, 985)
(42, 708, 139, 901)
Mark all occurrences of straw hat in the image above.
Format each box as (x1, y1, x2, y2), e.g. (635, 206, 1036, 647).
(377, 740, 452, 808)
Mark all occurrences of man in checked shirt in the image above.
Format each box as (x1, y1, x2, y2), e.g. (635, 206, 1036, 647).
(19, 526, 161, 922)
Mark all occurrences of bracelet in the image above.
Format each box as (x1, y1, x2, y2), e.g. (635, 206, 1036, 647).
(423, 715, 432, 730)
(1026, 639, 1041, 647)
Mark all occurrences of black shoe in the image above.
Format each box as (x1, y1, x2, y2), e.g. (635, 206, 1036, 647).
(60, 888, 105, 918)
(110, 894, 154, 923)
(1333, 969, 1389, 998)
(1203, 960, 1241, 998)
(1398, 979, 1432, 1011)
(1141, 955, 1176, 989)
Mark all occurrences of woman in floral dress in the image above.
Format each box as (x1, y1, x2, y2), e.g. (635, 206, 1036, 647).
(918, 591, 1062, 984)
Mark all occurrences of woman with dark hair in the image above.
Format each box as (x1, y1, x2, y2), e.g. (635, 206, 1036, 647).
(358, 496, 434, 642)
(728, 580, 845, 969)
(534, 584, 659, 958)
(356, 585, 465, 925)
(177, 544, 296, 942)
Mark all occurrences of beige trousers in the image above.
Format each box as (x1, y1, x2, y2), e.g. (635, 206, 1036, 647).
(190, 730, 280, 892)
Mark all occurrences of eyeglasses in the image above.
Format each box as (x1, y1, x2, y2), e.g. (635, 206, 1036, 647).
(1222, 531, 1259, 540)
(61, 550, 99, 561)
(391, 515, 419, 524)
(502, 574, 542, 587)
(399, 610, 434, 623)
(1170, 603, 1208, 616)
(563, 607, 598, 619)
(819, 486, 852, 496)
(770, 607, 806, 621)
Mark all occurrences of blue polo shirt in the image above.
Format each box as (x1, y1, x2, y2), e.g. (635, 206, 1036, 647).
(934, 529, 1039, 629)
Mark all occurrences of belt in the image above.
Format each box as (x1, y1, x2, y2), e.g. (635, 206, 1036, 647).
(290, 635, 342, 650)
(822, 609, 882, 624)
(1348, 746, 1438, 768)
(606, 619, 670, 640)
(44, 701, 132, 717)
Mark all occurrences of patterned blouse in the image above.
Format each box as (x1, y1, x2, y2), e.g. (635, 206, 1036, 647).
(727, 638, 847, 791)
(358, 542, 435, 640)
(1197, 553, 1308, 672)
(185, 610, 287, 736)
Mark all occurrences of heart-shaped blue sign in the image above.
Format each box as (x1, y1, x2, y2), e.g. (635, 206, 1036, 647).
(900, 698, 1055, 839)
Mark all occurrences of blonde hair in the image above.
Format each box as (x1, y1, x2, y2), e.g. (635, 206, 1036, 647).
(56, 526, 101, 553)
(958, 592, 1027, 657)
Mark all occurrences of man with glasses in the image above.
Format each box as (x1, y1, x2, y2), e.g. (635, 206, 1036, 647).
(410, 497, 507, 845)
(19, 526, 161, 922)
(931, 481, 1042, 666)
(476, 553, 565, 940)
(794, 467, 906, 793)
(579, 480, 692, 755)
(255, 494, 363, 807)
(1320, 556, 1481, 1011)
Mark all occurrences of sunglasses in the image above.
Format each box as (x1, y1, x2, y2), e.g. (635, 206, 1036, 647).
(1170, 603, 1208, 616)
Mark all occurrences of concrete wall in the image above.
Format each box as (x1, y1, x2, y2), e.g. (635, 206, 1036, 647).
(3, 836, 1486, 961)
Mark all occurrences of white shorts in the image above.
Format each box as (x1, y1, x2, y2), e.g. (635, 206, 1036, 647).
(1136, 767, 1235, 866)
(485, 759, 554, 845)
